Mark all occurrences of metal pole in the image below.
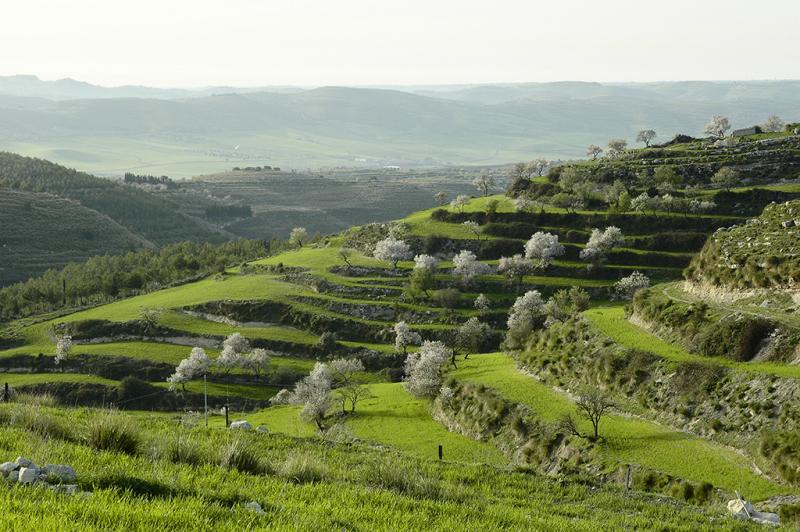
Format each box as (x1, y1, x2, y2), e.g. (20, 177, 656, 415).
(3, 383, 8, 402)
(438, 445, 443, 461)
(225, 404, 229, 428)
(204, 374, 208, 428)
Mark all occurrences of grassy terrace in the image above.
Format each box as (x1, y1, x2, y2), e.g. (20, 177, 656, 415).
(451, 354, 786, 500)
(584, 304, 800, 379)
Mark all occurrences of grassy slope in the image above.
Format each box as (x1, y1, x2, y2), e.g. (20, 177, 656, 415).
(584, 304, 800, 379)
(452, 353, 785, 499)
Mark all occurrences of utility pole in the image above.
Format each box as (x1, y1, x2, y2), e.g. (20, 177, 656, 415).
(204, 374, 208, 428)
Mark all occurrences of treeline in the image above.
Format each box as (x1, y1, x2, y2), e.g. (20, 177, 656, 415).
(0, 152, 216, 245)
(0, 239, 274, 322)
(204, 204, 253, 220)
(123, 172, 176, 188)
(232, 165, 280, 172)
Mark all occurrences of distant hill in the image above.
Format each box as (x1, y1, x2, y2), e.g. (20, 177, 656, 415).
(0, 189, 152, 285)
(1, 80, 798, 176)
(0, 152, 226, 284)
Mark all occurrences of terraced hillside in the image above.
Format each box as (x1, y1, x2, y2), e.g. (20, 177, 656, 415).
(4, 172, 800, 527)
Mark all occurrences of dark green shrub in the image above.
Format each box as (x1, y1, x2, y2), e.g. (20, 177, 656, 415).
(88, 414, 140, 455)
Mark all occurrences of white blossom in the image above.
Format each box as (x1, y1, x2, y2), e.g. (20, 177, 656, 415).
(289, 227, 309, 247)
(614, 271, 651, 300)
(505, 290, 545, 349)
(413, 254, 439, 272)
(472, 175, 496, 196)
(524, 232, 565, 269)
(292, 362, 333, 428)
(579, 227, 625, 265)
(374, 237, 412, 268)
(404, 341, 451, 398)
(474, 293, 491, 312)
(54, 334, 73, 365)
(705, 115, 731, 139)
(456, 317, 491, 354)
(762, 115, 785, 133)
(514, 196, 535, 213)
(439, 386, 455, 405)
(394, 321, 422, 354)
(498, 254, 534, 287)
(450, 195, 470, 212)
(168, 347, 212, 391)
(452, 250, 491, 284)
(462, 220, 482, 239)
(241, 348, 272, 377)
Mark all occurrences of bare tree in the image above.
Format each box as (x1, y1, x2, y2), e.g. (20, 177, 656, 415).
(472, 174, 496, 196)
(636, 129, 657, 147)
(607, 139, 628, 157)
(575, 388, 613, 440)
(338, 248, 355, 268)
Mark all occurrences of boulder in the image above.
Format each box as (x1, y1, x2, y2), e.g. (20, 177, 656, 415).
(230, 420, 252, 430)
(43, 464, 77, 483)
(0, 461, 18, 476)
(728, 499, 780, 526)
(7, 470, 19, 482)
(18, 467, 38, 484)
(51, 484, 80, 495)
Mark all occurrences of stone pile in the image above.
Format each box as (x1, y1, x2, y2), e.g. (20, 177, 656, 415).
(0, 456, 83, 495)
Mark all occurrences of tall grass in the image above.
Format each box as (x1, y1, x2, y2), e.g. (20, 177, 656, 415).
(87, 414, 140, 455)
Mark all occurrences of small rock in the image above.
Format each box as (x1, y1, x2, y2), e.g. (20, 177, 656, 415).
(51, 484, 80, 495)
(15, 457, 34, 469)
(256, 426, 269, 433)
(43, 464, 77, 483)
(781, 220, 795, 228)
(230, 420, 252, 430)
(244, 501, 265, 515)
(0, 461, 18, 476)
(18, 467, 38, 484)
(7, 470, 19, 482)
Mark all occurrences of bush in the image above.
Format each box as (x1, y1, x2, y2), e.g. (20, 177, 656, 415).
(219, 438, 268, 475)
(432, 288, 461, 309)
(168, 435, 206, 466)
(280, 453, 327, 484)
(87, 414, 140, 455)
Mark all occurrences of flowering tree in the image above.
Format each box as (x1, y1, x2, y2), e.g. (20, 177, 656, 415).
(462, 220, 483, 240)
(498, 254, 535, 292)
(409, 254, 438, 298)
(241, 348, 272, 378)
(54, 334, 73, 365)
(689, 199, 716, 214)
(452, 250, 491, 285)
(474, 293, 491, 313)
(587, 144, 603, 159)
(434, 191, 448, 205)
(404, 340, 452, 398)
(450, 195, 470, 212)
(762, 115, 785, 133)
(505, 290, 546, 350)
(168, 347, 212, 391)
(528, 158, 549, 176)
(374, 237, 412, 269)
(289, 227, 309, 247)
(413, 254, 439, 272)
(472, 174, 496, 196)
(291, 362, 332, 430)
(524, 232, 565, 269)
(636, 129, 657, 147)
(514, 196, 536, 213)
(456, 317, 491, 359)
(705, 115, 731, 139)
(711, 167, 739, 191)
(614, 271, 651, 300)
(579, 227, 625, 268)
(394, 321, 422, 354)
(216, 332, 251, 374)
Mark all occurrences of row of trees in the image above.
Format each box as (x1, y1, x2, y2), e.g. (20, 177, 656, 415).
(0, 239, 272, 322)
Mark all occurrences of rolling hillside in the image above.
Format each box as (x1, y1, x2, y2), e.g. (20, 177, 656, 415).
(0, 190, 152, 285)
(1, 80, 799, 176)
(0, 152, 226, 284)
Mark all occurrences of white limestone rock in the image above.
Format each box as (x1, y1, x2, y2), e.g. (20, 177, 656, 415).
(18, 467, 38, 484)
(230, 420, 252, 430)
(0, 461, 18, 476)
(43, 464, 77, 483)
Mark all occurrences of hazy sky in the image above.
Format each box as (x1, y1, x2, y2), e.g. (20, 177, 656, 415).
(3, 0, 798, 87)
